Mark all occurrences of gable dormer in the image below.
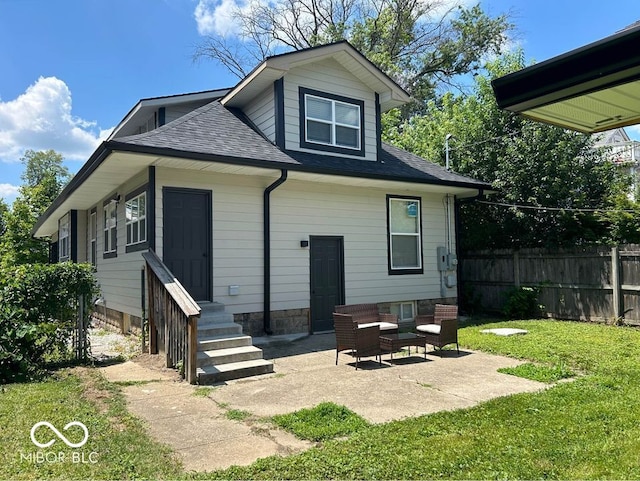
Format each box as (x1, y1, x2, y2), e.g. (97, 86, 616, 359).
(222, 42, 410, 162)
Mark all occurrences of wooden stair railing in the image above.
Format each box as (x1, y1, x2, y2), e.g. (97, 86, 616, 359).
(142, 250, 201, 384)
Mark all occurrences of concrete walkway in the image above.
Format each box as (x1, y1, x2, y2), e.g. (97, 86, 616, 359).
(100, 333, 545, 472)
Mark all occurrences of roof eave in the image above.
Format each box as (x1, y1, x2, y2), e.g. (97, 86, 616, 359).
(492, 24, 640, 112)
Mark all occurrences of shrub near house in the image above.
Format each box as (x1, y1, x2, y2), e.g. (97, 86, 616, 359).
(0, 263, 97, 383)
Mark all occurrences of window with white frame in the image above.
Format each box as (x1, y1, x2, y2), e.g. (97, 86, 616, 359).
(89, 210, 97, 266)
(103, 201, 117, 256)
(59, 215, 70, 260)
(300, 88, 364, 155)
(125, 192, 146, 246)
(387, 196, 423, 274)
(390, 302, 415, 322)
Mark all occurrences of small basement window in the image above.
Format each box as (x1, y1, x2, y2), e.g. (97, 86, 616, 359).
(390, 302, 415, 322)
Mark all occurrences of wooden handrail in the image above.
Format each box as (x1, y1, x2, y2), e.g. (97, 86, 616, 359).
(143, 250, 201, 384)
(142, 251, 200, 317)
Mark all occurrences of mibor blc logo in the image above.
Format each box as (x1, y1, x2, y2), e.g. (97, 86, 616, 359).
(21, 421, 97, 464)
(30, 421, 89, 448)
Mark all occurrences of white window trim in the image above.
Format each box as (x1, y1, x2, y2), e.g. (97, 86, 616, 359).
(388, 197, 423, 272)
(89, 210, 97, 266)
(304, 94, 361, 150)
(103, 202, 117, 254)
(59, 215, 70, 260)
(125, 192, 147, 246)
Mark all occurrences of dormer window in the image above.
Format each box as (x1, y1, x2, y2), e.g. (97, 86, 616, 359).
(299, 87, 365, 157)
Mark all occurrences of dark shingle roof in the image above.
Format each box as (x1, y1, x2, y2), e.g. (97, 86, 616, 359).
(110, 100, 490, 190)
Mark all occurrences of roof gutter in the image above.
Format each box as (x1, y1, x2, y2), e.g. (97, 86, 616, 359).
(263, 169, 288, 335)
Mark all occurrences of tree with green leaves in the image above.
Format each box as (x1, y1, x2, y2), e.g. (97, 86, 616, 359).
(195, 1, 511, 109)
(0, 150, 70, 267)
(385, 51, 636, 250)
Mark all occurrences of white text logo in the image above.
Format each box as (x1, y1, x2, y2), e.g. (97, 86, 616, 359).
(30, 421, 89, 449)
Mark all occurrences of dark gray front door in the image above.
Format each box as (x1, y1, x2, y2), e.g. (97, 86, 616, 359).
(163, 188, 211, 301)
(310, 236, 344, 332)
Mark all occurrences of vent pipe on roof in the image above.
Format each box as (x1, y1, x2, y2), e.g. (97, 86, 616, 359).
(263, 169, 288, 335)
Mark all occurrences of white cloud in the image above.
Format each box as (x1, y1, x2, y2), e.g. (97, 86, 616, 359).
(195, 0, 246, 37)
(0, 77, 109, 163)
(0, 183, 19, 199)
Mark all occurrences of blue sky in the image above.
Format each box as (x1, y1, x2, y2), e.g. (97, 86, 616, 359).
(1, 0, 639, 203)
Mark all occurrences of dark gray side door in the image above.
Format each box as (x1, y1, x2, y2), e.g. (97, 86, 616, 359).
(310, 236, 345, 332)
(162, 188, 212, 302)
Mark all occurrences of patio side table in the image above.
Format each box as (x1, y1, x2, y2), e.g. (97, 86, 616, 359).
(379, 333, 427, 361)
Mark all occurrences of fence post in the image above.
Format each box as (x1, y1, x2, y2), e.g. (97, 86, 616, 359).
(513, 250, 520, 288)
(611, 246, 622, 320)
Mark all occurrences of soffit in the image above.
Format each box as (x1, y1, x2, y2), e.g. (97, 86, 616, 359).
(491, 23, 640, 133)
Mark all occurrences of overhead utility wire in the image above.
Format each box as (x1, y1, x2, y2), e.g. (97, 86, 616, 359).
(477, 200, 638, 214)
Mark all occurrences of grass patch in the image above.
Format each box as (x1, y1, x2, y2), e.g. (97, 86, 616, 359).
(498, 362, 575, 383)
(225, 409, 252, 421)
(0, 368, 181, 480)
(111, 379, 162, 387)
(272, 402, 369, 442)
(192, 387, 216, 397)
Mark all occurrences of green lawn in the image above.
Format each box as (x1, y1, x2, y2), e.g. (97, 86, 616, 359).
(0, 368, 181, 480)
(2, 320, 640, 480)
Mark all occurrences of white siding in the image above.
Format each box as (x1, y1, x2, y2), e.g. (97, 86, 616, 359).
(244, 86, 275, 142)
(269, 180, 454, 310)
(155, 167, 455, 316)
(93, 172, 149, 318)
(283, 58, 378, 161)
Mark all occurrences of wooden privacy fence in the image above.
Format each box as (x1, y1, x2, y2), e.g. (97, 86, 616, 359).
(460, 245, 640, 325)
(143, 250, 201, 383)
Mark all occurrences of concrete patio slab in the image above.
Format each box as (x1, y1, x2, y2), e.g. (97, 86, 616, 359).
(98, 332, 547, 472)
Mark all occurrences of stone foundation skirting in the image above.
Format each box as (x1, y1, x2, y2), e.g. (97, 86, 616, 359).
(234, 308, 310, 337)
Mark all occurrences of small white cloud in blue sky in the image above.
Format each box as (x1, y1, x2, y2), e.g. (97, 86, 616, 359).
(194, 0, 245, 37)
(0, 76, 112, 164)
(0, 183, 19, 199)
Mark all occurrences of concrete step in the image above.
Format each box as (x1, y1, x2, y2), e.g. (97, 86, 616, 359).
(197, 359, 274, 384)
(197, 334, 252, 352)
(199, 310, 235, 324)
(197, 345, 264, 367)
(197, 321, 242, 337)
(197, 301, 226, 313)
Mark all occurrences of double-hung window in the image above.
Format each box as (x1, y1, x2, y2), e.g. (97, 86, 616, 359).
(103, 201, 117, 257)
(89, 209, 97, 266)
(125, 191, 146, 249)
(387, 196, 423, 274)
(59, 215, 70, 261)
(300, 87, 364, 156)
